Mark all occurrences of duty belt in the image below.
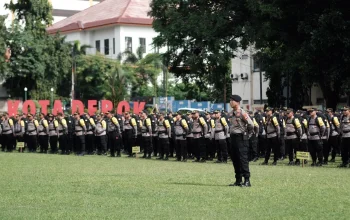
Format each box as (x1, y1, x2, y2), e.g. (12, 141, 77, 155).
(15, 131, 22, 134)
(267, 131, 276, 135)
(231, 133, 243, 136)
(310, 132, 319, 136)
(215, 130, 224, 133)
(343, 130, 350, 133)
(158, 131, 167, 134)
(286, 132, 296, 136)
(192, 132, 202, 134)
(49, 129, 56, 131)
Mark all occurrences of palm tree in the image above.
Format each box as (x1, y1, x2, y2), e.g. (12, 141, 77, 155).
(117, 47, 164, 98)
(99, 61, 133, 105)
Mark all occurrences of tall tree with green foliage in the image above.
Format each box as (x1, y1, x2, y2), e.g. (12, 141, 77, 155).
(0, 15, 9, 76)
(2, 0, 71, 101)
(245, 0, 350, 109)
(149, 0, 249, 106)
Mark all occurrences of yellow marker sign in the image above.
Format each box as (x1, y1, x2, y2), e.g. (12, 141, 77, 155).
(132, 146, 140, 153)
(17, 142, 25, 148)
(296, 151, 309, 160)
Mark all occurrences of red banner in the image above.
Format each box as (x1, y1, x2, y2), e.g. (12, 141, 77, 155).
(7, 100, 145, 116)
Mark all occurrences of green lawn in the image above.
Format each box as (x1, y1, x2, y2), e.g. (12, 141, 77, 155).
(0, 152, 349, 220)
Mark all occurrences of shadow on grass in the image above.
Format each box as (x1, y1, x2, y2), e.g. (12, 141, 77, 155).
(167, 182, 228, 187)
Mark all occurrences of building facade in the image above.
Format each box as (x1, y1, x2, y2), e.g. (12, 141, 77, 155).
(47, 0, 162, 58)
(231, 48, 269, 111)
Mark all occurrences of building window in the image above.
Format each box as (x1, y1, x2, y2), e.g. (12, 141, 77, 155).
(253, 57, 260, 72)
(139, 38, 146, 53)
(242, 100, 249, 104)
(125, 37, 132, 52)
(95, 40, 100, 53)
(154, 46, 159, 53)
(104, 39, 109, 55)
(254, 100, 268, 104)
(113, 38, 115, 54)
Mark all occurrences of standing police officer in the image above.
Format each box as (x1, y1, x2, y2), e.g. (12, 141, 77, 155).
(1, 112, 15, 152)
(73, 112, 86, 156)
(48, 114, 59, 154)
(339, 107, 350, 167)
(228, 95, 254, 187)
(326, 108, 340, 162)
(95, 113, 107, 155)
(307, 108, 325, 166)
(140, 111, 152, 159)
(285, 109, 302, 165)
(156, 112, 171, 160)
(123, 111, 138, 157)
(105, 111, 122, 157)
(83, 113, 96, 155)
(174, 112, 189, 162)
(57, 112, 68, 155)
(38, 113, 49, 153)
(26, 114, 39, 152)
(192, 110, 208, 162)
(212, 110, 229, 163)
(262, 107, 280, 165)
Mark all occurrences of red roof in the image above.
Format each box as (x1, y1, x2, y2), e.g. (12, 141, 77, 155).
(47, 0, 153, 34)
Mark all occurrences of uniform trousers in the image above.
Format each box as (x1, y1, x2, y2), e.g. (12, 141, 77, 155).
(230, 133, 250, 181)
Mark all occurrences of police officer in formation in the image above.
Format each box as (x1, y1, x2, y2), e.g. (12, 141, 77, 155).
(326, 108, 340, 162)
(156, 112, 171, 160)
(285, 109, 302, 165)
(262, 107, 280, 165)
(95, 113, 107, 155)
(123, 111, 137, 157)
(212, 110, 229, 163)
(140, 110, 152, 159)
(339, 107, 350, 167)
(57, 112, 68, 154)
(105, 111, 121, 157)
(84, 113, 96, 155)
(191, 110, 208, 162)
(48, 114, 59, 154)
(38, 113, 49, 153)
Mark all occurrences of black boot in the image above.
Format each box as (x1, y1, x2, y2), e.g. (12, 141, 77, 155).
(241, 178, 251, 187)
(229, 178, 242, 187)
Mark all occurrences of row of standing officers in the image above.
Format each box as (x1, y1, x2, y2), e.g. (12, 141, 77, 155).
(0, 95, 254, 187)
(1, 96, 350, 186)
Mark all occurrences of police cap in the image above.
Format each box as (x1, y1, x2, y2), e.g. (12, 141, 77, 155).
(230, 94, 242, 102)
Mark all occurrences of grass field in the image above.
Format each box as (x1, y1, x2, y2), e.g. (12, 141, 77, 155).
(1, 152, 350, 220)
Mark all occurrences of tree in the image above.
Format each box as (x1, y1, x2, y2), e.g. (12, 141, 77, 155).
(0, 15, 9, 75)
(2, 0, 71, 101)
(149, 0, 249, 107)
(75, 54, 134, 105)
(245, 0, 350, 109)
(118, 48, 163, 98)
(6, 0, 53, 36)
